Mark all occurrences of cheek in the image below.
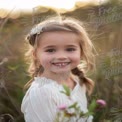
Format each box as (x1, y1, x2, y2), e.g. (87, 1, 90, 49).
(39, 54, 52, 66)
(73, 55, 81, 63)
(74, 50, 81, 58)
(71, 52, 81, 64)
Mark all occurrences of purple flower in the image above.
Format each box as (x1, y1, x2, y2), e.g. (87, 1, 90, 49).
(57, 104, 67, 110)
(96, 99, 106, 108)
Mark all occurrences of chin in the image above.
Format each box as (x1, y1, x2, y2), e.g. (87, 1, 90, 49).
(52, 69, 71, 74)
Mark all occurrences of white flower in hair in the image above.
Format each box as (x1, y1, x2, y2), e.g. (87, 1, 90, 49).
(30, 24, 43, 35)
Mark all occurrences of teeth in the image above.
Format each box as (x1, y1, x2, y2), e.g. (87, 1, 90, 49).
(53, 62, 69, 67)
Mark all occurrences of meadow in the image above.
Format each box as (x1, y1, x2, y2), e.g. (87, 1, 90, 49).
(0, 0, 121, 121)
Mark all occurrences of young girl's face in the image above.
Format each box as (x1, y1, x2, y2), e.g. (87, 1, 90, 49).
(36, 31, 81, 76)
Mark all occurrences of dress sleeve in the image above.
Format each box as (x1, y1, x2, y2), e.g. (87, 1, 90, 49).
(21, 83, 57, 122)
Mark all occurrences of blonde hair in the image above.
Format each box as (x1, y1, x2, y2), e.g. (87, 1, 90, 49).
(24, 16, 96, 95)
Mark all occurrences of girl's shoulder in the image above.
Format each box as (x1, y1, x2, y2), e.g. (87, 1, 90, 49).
(21, 77, 59, 114)
(26, 76, 86, 97)
(27, 76, 63, 95)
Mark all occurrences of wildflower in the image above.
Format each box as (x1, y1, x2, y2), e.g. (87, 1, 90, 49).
(96, 99, 106, 108)
(88, 99, 106, 115)
(57, 104, 67, 110)
(56, 85, 107, 122)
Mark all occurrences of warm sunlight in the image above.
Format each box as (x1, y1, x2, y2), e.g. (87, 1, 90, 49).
(0, 0, 104, 10)
(0, 0, 107, 18)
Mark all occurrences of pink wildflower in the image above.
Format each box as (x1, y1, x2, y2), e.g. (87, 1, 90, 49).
(96, 99, 106, 108)
(58, 104, 67, 110)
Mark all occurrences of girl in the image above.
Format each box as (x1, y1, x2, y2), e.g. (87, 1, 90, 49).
(21, 16, 95, 122)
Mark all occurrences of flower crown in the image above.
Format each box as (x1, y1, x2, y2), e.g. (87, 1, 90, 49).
(27, 22, 75, 46)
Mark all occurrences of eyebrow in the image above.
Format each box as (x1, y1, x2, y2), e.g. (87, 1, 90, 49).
(44, 44, 78, 49)
(43, 45, 78, 49)
(66, 45, 78, 47)
(43, 45, 56, 49)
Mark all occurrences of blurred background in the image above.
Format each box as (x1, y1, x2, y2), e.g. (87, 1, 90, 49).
(0, 0, 121, 121)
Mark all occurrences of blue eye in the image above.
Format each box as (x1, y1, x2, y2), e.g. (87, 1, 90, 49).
(45, 49, 56, 52)
(66, 48, 76, 52)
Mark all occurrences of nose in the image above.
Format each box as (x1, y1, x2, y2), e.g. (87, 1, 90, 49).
(56, 51, 67, 60)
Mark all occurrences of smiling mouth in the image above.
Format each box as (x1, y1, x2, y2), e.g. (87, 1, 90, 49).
(52, 62, 70, 67)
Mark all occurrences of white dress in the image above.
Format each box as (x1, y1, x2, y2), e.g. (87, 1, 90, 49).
(21, 77, 93, 122)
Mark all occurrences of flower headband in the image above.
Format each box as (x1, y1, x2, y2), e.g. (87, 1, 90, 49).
(28, 23, 75, 46)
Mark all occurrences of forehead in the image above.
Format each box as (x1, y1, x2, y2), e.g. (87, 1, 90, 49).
(38, 31, 80, 47)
